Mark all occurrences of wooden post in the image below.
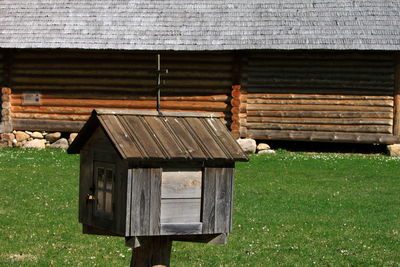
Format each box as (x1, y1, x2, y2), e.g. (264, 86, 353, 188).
(238, 85, 248, 138)
(393, 57, 400, 136)
(230, 52, 248, 139)
(1, 87, 12, 133)
(231, 85, 241, 138)
(130, 237, 172, 267)
(238, 54, 248, 138)
(230, 85, 248, 139)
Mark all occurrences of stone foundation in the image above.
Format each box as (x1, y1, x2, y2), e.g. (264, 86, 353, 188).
(387, 144, 400, 157)
(236, 138, 275, 154)
(0, 131, 78, 149)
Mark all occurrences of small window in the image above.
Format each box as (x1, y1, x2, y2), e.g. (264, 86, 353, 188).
(94, 162, 115, 215)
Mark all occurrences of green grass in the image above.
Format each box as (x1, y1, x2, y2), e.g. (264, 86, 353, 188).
(0, 148, 399, 266)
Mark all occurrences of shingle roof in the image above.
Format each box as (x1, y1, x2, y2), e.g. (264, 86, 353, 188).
(1, 0, 399, 51)
(68, 109, 248, 162)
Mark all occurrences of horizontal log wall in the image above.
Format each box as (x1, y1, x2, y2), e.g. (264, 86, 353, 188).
(0, 52, 3, 124)
(244, 52, 397, 143)
(0, 52, 8, 133)
(9, 50, 233, 132)
(3, 48, 399, 144)
(0, 52, 4, 86)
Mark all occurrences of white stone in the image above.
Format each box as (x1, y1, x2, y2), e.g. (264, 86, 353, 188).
(50, 138, 69, 149)
(236, 138, 257, 154)
(45, 132, 62, 143)
(257, 143, 270, 151)
(30, 131, 44, 139)
(69, 133, 78, 144)
(15, 131, 30, 142)
(387, 144, 400, 157)
(23, 139, 46, 149)
(258, 149, 276, 154)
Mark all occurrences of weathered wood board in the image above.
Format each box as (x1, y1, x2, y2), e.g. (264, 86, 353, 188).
(202, 167, 234, 234)
(161, 169, 202, 199)
(160, 199, 202, 224)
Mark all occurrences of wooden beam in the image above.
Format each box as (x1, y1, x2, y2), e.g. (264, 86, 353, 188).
(13, 118, 84, 132)
(10, 98, 230, 112)
(239, 53, 248, 138)
(246, 117, 393, 126)
(393, 56, 400, 136)
(246, 123, 392, 134)
(130, 237, 172, 267)
(247, 130, 400, 144)
(247, 110, 393, 119)
(247, 98, 393, 107)
(11, 93, 230, 102)
(0, 87, 12, 133)
(247, 104, 393, 112)
(247, 93, 393, 101)
(12, 84, 230, 94)
(230, 85, 241, 138)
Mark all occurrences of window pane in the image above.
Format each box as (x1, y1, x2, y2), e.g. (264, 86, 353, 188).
(94, 163, 114, 215)
(106, 169, 113, 190)
(97, 191, 104, 211)
(97, 168, 104, 189)
(105, 192, 112, 213)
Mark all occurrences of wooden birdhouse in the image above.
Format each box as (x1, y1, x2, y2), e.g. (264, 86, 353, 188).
(67, 109, 248, 262)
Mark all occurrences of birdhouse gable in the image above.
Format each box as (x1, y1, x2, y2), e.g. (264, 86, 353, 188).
(68, 109, 248, 162)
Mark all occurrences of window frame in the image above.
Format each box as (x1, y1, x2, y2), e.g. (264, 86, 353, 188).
(93, 161, 115, 219)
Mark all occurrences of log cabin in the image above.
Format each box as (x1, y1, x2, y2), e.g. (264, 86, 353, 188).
(1, 0, 400, 144)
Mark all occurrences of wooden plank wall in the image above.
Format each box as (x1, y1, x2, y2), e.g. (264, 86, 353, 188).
(243, 52, 397, 143)
(128, 168, 159, 236)
(9, 49, 233, 132)
(80, 127, 128, 236)
(202, 167, 233, 235)
(127, 165, 234, 237)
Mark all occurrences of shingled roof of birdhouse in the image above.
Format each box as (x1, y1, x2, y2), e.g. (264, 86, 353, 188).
(68, 109, 248, 162)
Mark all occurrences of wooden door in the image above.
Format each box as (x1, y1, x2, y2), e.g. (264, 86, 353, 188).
(84, 161, 116, 231)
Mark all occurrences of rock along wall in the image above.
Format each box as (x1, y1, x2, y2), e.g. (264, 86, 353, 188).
(0, 131, 77, 149)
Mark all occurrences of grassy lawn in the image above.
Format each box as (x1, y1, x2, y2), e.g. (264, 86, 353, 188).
(0, 148, 399, 266)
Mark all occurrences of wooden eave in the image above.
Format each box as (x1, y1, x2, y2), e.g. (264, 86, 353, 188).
(67, 109, 249, 162)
